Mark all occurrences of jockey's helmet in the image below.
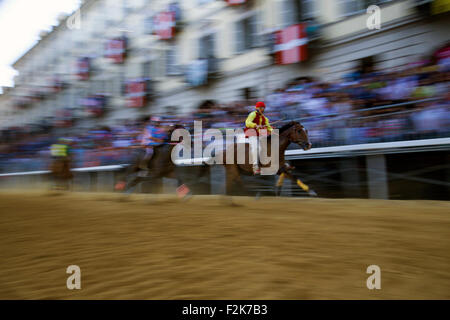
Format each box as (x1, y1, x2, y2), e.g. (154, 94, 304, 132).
(255, 101, 266, 111)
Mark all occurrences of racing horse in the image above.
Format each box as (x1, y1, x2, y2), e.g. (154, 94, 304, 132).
(114, 124, 191, 198)
(49, 156, 73, 191)
(221, 121, 312, 197)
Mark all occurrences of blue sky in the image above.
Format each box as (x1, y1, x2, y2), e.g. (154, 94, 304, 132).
(0, 0, 81, 92)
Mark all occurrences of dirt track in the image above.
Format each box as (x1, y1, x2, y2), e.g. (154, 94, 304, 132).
(0, 191, 449, 299)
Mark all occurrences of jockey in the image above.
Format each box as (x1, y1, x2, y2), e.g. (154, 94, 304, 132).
(50, 138, 73, 177)
(50, 138, 72, 159)
(139, 116, 168, 170)
(244, 101, 273, 175)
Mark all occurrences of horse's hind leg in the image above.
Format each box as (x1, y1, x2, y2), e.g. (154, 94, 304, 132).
(223, 165, 242, 206)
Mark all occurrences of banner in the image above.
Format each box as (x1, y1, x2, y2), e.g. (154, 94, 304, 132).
(54, 108, 73, 128)
(154, 11, 175, 40)
(81, 94, 107, 117)
(105, 37, 127, 64)
(76, 57, 90, 80)
(125, 79, 149, 108)
(274, 24, 308, 65)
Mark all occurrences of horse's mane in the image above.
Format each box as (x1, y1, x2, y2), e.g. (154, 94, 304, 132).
(278, 121, 299, 134)
(264, 121, 299, 142)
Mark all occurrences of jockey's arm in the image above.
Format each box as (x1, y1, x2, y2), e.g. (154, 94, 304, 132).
(265, 117, 273, 132)
(245, 111, 257, 128)
(140, 128, 151, 146)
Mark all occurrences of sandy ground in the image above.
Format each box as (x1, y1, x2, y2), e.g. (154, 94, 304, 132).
(0, 191, 449, 299)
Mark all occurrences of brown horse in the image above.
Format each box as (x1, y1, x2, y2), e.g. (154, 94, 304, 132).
(115, 124, 192, 197)
(221, 121, 311, 196)
(49, 157, 73, 190)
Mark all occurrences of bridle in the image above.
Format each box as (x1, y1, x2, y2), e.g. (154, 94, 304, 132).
(292, 126, 311, 150)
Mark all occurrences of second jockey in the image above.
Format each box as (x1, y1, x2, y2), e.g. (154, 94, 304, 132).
(139, 116, 168, 171)
(244, 101, 273, 175)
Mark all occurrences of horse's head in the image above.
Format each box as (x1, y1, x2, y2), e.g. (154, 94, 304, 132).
(280, 121, 312, 151)
(167, 124, 187, 143)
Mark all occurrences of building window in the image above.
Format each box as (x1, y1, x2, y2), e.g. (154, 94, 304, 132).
(280, 0, 298, 27)
(144, 16, 154, 35)
(241, 87, 256, 100)
(339, 0, 391, 17)
(106, 78, 115, 96)
(166, 44, 181, 76)
(115, 71, 125, 96)
(280, 0, 318, 27)
(199, 33, 216, 59)
(150, 50, 166, 79)
(235, 15, 260, 54)
(142, 61, 151, 78)
(302, 0, 317, 20)
(123, 0, 132, 15)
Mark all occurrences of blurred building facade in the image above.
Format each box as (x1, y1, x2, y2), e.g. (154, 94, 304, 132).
(1, 0, 449, 129)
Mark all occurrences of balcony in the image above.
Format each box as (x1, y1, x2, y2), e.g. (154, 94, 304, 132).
(184, 57, 223, 87)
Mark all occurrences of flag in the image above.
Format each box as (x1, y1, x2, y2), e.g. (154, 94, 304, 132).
(274, 24, 308, 65)
(154, 11, 175, 40)
(76, 57, 90, 80)
(105, 38, 126, 64)
(126, 80, 146, 108)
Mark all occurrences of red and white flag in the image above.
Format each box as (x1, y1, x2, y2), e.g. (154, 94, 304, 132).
(154, 11, 175, 40)
(126, 80, 146, 108)
(106, 38, 126, 64)
(274, 23, 308, 65)
(76, 57, 90, 80)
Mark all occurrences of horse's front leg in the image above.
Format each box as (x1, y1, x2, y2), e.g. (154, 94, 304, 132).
(286, 171, 317, 197)
(275, 172, 286, 196)
(121, 175, 143, 199)
(165, 169, 191, 201)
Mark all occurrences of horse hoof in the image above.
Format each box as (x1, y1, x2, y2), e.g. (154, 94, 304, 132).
(137, 170, 148, 177)
(115, 181, 126, 191)
(176, 184, 190, 199)
(308, 190, 318, 197)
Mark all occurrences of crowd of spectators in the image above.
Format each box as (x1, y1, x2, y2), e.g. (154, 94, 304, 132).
(1, 58, 449, 173)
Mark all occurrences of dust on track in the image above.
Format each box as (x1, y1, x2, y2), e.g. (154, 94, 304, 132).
(0, 191, 449, 299)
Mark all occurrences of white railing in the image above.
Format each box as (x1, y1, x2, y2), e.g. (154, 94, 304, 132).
(1, 137, 449, 177)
